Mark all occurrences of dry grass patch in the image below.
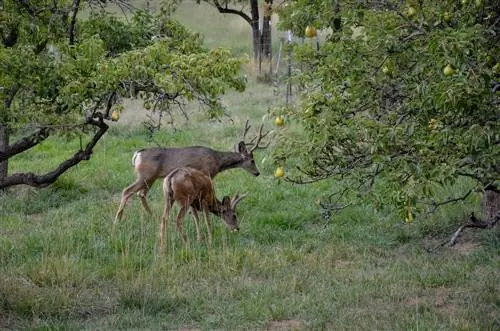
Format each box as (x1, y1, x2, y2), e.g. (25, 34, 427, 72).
(266, 319, 304, 331)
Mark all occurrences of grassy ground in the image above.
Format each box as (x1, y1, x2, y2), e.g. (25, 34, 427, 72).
(1, 2, 499, 331)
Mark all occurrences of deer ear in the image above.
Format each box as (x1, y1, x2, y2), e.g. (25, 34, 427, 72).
(222, 196, 231, 205)
(236, 141, 248, 154)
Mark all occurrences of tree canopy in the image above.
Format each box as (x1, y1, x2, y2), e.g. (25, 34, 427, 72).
(0, 0, 246, 189)
(274, 0, 499, 221)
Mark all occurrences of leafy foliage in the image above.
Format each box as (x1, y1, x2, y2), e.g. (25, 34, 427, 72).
(275, 0, 499, 219)
(0, 0, 247, 188)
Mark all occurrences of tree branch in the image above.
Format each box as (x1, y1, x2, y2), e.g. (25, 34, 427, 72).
(447, 211, 500, 246)
(384, 1, 424, 34)
(68, 0, 81, 45)
(15, 0, 37, 17)
(4, 85, 20, 110)
(422, 189, 474, 214)
(0, 127, 51, 162)
(0, 116, 108, 189)
(211, 0, 253, 26)
(1, 24, 19, 48)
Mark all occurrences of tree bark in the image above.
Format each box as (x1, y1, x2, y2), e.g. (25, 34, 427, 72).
(0, 117, 108, 189)
(261, 0, 272, 61)
(0, 124, 8, 189)
(250, 0, 260, 62)
(0, 127, 51, 162)
(483, 187, 500, 220)
(209, 0, 273, 74)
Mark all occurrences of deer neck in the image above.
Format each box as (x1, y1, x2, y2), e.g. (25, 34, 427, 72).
(216, 151, 244, 172)
(208, 198, 223, 216)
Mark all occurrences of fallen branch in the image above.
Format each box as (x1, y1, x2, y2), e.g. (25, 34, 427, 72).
(446, 210, 500, 247)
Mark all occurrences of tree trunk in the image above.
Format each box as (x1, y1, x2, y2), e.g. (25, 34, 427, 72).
(209, 0, 272, 78)
(0, 124, 8, 189)
(483, 188, 500, 221)
(261, 0, 272, 61)
(250, 0, 260, 62)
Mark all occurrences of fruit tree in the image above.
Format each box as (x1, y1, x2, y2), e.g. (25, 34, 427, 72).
(275, 0, 499, 223)
(0, 0, 246, 189)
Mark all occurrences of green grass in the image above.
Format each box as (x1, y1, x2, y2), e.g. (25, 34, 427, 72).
(1, 3, 500, 330)
(1, 80, 498, 331)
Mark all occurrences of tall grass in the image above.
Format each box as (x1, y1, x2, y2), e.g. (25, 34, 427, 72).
(1, 2, 499, 330)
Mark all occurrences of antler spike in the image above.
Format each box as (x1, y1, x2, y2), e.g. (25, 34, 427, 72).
(231, 193, 248, 210)
(242, 120, 270, 153)
(242, 119, 252, 142)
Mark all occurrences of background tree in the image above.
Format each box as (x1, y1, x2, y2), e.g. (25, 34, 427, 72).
(274, 0, 499, 223)
(191, 0, 274, 68)
(0, 0, 246, 189)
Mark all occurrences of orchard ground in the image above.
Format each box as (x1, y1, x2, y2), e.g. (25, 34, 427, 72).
(0, 2, 499, 330)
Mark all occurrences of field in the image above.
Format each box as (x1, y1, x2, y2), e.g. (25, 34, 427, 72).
(1, 2, 499, 330)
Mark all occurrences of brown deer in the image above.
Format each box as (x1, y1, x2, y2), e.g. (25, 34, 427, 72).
(115, 121, 267, 222)
(160, 167, 247, 247)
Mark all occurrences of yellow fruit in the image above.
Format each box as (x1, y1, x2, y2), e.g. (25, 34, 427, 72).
(144, 101, 152, 110)
(405, 209, 414, 223)
(111, 110, 120, 122)
(485, 55, 493, 66)
(443, 12, 452, 23)
(428, 118, 437, 130)
(305, 25, 317, 38)
(493, 63, 500, 74)
(443, 64, 455, 76)
(407, 6, 417, 18)
(275, 115, 285, 127)
(274, 166, 285, 178)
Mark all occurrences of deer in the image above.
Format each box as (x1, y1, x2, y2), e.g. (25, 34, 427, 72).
(160, 167, 247, 248)
(114, 120, 268, 222)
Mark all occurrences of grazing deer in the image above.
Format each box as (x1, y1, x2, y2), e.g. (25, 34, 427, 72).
(114, 121, 268, 222)
(160, 167, 247, 247)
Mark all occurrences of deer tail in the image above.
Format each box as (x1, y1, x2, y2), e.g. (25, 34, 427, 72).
(131, 150, 144, 167)
(165, 168, 184, 202)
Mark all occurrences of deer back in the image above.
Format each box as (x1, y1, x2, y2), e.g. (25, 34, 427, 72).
(165, 167, 216, 208)
(164, 167, 246, 232)
(134, 144, 259, 180)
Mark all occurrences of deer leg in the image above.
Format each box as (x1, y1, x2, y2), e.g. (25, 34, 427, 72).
(138, 179, 155, 215)
(203, 207, 212, 246)
(191, 209, 203, 241)
(175, 205, 189, 243)
(160, 197, 173, 249)
(115, 179, 147, 223)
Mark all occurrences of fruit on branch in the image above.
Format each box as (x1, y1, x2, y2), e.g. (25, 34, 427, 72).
(443, 12, 452, 23)
(111, 110, 120, 121)
(406, 6, 417, 18)
(305, 25, 317, 38)
(382, 65, 392, 76)
(443, 64, 455, 76)
(275, 115, 285, 127)
(274, 166, 285, 178)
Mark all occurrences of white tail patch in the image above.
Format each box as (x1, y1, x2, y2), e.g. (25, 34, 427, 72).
(132, 151, 142, 167)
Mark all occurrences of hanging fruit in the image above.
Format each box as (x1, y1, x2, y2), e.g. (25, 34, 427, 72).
(111, 110, 120, 121)
(305, 25, 317, 38)
(274, 166, 285, 178)
(275, 115, 285, 127)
